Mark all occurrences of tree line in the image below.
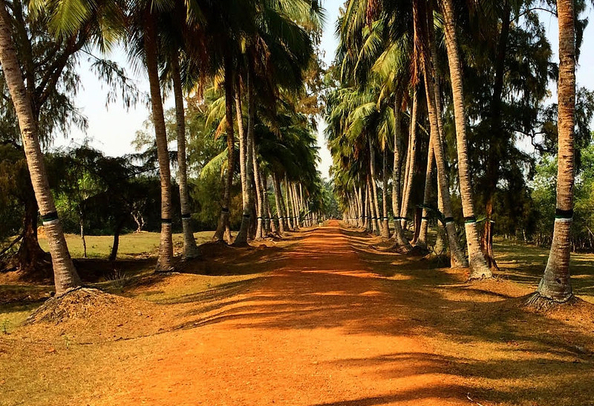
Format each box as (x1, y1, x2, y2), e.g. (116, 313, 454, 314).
(326, 0, 588, 305)
(0, 0, 331, 295)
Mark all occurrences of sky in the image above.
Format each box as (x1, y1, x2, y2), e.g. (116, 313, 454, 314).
(56, 1, 594, 180)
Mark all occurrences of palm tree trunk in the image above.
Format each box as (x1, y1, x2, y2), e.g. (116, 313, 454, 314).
(80, 215, 87, 258)
(381, 147, 390, 239)
(233, 70, 253, 246)
(171, 54, 199, 259)
(284, 176, 294, 230)
(368, 139, 384, 237)
(440, 0, 491, 278)
(400, 89, 418, 229)
(422, 65, 467, 268)
(144, 13, 174, 272)
(253, 160, 264, 240)
(213, 55, 235, 243)
(426, 5, 451, 258)
(356, 186, 363, 228)
(391, 97, 412, 248)
(0, 0, 80, 295)
(272, 172, 286, 234)
(361, 183, 371, 232)
(417, 139, 434, 248)
(535, 0, 575, 302)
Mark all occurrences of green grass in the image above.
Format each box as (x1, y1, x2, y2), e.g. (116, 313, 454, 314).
(38, 231, 216, 259)
(494, 237, 594, 302)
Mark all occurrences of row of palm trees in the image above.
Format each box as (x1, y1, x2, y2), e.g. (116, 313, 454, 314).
(0, 0, 325, 295)
(327, 0, 577, 304)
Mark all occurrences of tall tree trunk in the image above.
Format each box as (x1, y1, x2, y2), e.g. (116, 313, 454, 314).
(400, 89, 418, 229)
(145, 13, 174, 272)
(367, 176, 379, 235)
(272, 172, 286, 234)
(417, 140, 434, 248)
(481, 2, 510, 270)
(291, 183, 300, 229)
(391, 97, 412, 248)
(361, 183, 371, 232)
(213, 55, 235, 243)
(381, 147, 390, 239)
(262, 173, 272, 234)
(356, 186, 364, 228)
(80, 215, 87, 258)
(426, 2, 450, 258)
(423, 65, 467, 268)
(284, 176, 294, 230)
(0, 0, 81, 295)
(440, 0, 491, 278)
(233, 69, 254, 247)
(368, 139, 383, 236)
(535, 0, 575, 302)
(253, 160, 264, 240)
(172, 54, 200, 259)
(108, 218, 126, 262)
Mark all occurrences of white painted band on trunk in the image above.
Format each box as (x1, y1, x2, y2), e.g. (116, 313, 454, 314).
(555, 217, 573, 223)
(42, 219, 59, 226)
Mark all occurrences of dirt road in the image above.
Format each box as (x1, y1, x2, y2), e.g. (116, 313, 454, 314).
(100, 222, 467, 406)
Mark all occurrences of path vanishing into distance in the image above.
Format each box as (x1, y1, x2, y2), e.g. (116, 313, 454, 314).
(96, 220, 468, 406)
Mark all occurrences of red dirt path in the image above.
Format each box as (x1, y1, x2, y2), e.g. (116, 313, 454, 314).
(94, 221, 468, 406)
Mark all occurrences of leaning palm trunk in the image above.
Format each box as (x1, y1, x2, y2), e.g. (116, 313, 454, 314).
(355, 187, 362, 228)
(381, 147, 391, 239)
(400, 89, 418, 229)
(292, 183, 301, 228)
(392, 97, 412, 249)
(368, 139, 382, 235)
(144, 14, 174, 272)
(422, 65, 467, 268)
(367, 176, 379, 235)
(417, 140, 435, 248)
(0, 0, 81, 295)
(440, 0, 491, 279)
(253, 163, 265, 240)
(426, 6, 450, 258)
(363, 184, 369, 230)
(284, 176, 294, 230)
(272, 172, 286, 234)
(213, 56, 235, 243)
(172, 55, 199, 259)
(534, 0, 575, 303)
(234, 69, 255, 246)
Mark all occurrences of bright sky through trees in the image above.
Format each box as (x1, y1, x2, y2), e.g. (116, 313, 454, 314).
(55, 1, 594, 180)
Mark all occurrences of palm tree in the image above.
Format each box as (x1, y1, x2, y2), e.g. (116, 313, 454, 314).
(533, 0, 576, 303)
(0, 0, 81, 294)
(137, 9, 175, 271)
(438, 0, 492, 278)
(171, 53, 201, 259)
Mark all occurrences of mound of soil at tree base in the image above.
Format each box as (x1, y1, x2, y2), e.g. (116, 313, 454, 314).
(19, 288, 170, 344)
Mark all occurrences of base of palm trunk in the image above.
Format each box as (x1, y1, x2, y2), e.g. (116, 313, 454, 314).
(525, 291, 575, 311)
(25, 287, 99, 324)
(182, 218, 200, 260)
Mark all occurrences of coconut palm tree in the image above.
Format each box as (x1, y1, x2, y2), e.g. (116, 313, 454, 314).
(438, 0, 492, 278)
(0, 0, 81, 294)
(170, 53, 201, 259)
(533, 0, 576, 303)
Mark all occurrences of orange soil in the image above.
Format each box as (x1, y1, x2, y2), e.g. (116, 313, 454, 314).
(87, 221, 467, 406)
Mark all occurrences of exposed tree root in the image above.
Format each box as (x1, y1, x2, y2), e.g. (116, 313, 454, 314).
(523, 291, 576, 311)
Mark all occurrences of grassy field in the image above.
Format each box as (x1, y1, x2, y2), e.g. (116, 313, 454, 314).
(38, 231, 219, 259)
